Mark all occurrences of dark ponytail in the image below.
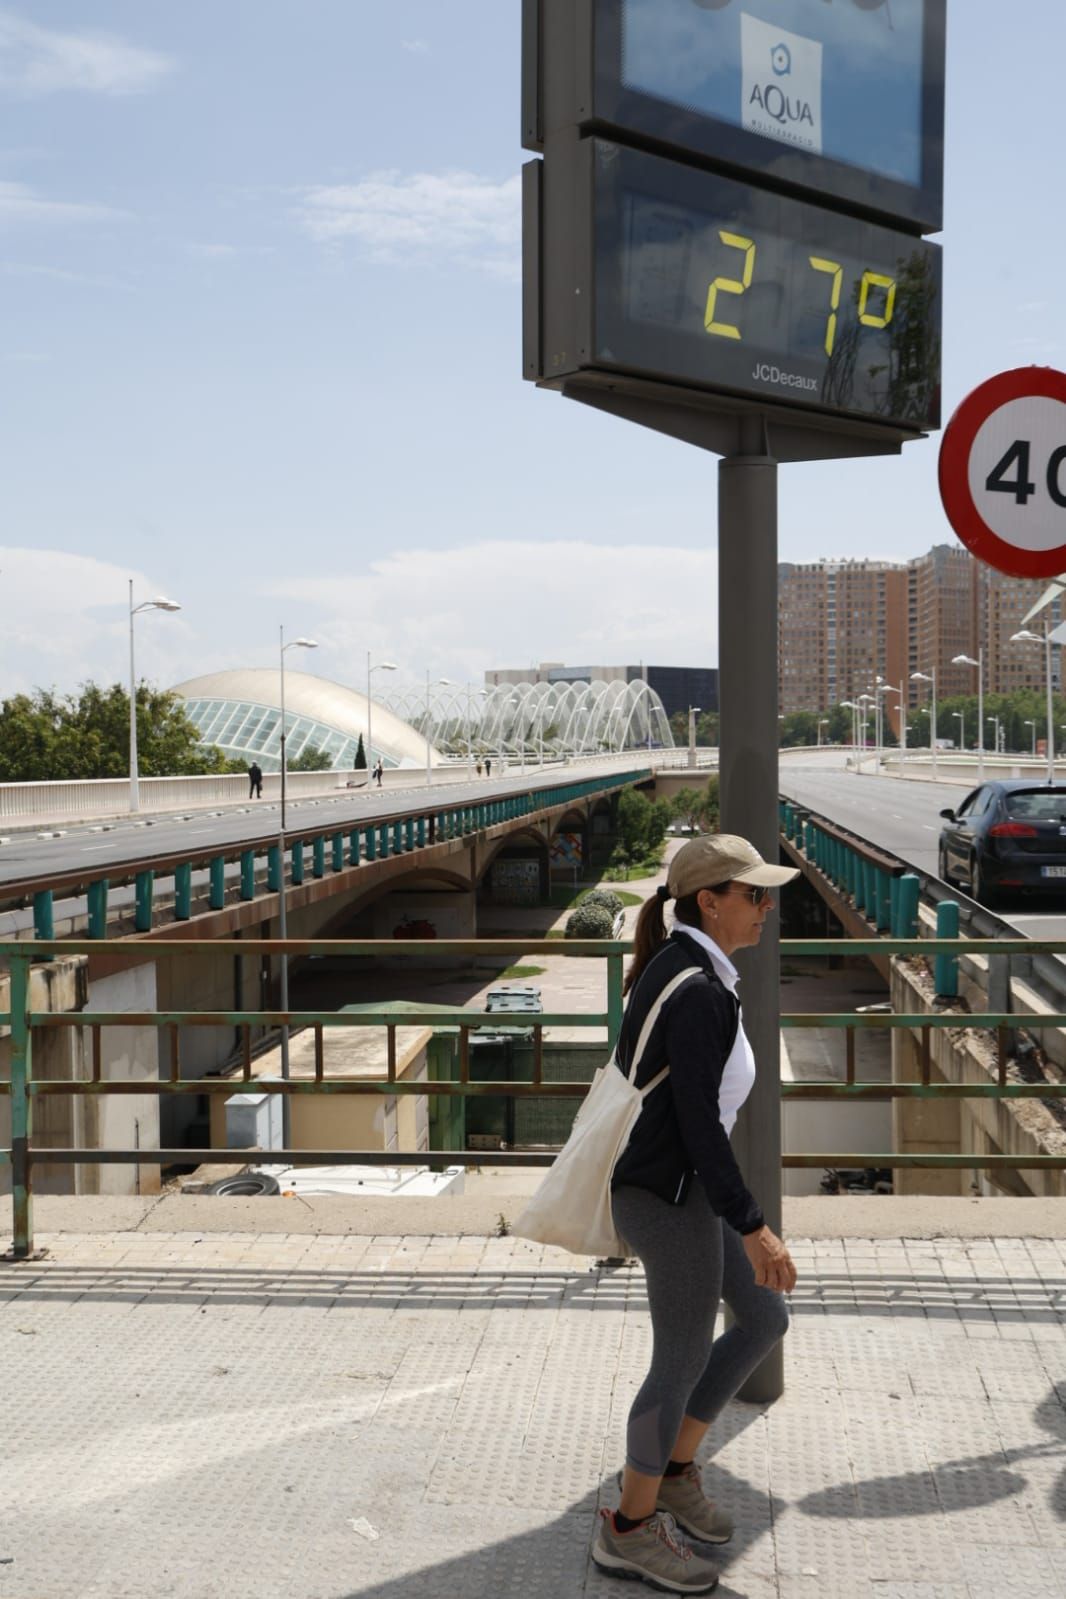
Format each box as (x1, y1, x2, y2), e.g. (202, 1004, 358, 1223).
(623, 889, 707, 994)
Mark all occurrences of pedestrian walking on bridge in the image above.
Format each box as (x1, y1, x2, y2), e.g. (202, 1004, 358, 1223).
(592, 834, 799, 1595)
(247, 761, 263, 799)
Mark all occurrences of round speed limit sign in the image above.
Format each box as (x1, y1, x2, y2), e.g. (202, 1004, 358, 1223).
(939, 368, 1066, 578)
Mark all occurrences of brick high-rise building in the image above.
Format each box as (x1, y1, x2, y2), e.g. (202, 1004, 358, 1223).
(779, 545, 1060, 737)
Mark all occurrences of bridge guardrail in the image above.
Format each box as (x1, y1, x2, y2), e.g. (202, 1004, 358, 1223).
(4, 935, 1066, 1260)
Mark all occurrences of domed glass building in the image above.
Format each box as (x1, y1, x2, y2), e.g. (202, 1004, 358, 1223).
(173, 669, 445, 772)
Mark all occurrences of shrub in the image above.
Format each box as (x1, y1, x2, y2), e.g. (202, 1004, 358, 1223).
(579, 888, 624, 917)
(565, 902, 616, 939)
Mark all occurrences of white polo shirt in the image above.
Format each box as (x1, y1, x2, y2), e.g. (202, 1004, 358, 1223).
(673, 925, 757, 1136)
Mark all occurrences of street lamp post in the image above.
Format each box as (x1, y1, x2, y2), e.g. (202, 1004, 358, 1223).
(688, 705, 701, 769)
(128, 581, 181, 813)
(910, 668, 938, 781)
(817, 717, 829, 747)
(840, 700, 858, 758)
(953, 709, 965, 753)
(952, 649, 984, 781)
(278, 628, 318, 1149)
(986, 716, 1002, 757)
(366, 654, 398, 777)
(425, 675, 454, 784)
(1025, 718, 1037, 759)
(1011, 626, 1056, 781)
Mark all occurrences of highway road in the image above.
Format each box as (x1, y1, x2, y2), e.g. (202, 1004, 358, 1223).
(778, 749, 1066, 939)
(0, 763, 631, 895)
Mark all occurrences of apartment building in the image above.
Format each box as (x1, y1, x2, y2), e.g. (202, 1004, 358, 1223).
(780, 545, 1060, 731)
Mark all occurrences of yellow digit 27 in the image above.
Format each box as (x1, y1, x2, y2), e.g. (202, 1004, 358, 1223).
(704, 232, 756, 341)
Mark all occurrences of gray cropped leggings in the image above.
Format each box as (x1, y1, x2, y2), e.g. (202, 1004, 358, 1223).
(613, 1181, 789, 1477)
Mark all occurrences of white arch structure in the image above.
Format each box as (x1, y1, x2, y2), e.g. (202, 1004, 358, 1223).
(381, 679, 674, 759)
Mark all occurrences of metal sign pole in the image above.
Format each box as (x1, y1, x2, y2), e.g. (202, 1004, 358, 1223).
(718, 420, 784, 1404)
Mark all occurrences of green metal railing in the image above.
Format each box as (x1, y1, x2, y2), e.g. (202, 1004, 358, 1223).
(3, 933, 1066, 1259)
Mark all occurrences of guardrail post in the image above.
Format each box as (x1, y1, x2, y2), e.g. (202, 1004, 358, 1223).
(134, 872, 153, 932)
(332, 834, 344, 873)
(889, 875, 901, 936)
(174, 863, 192, 920)
(934, 900, 960, 998)
(240, 851, 255, 900)
(392, 821, 403, 854)
(267, 846, 281, 892)
(417, 817, 426, 847)
(379, 824, 390, 859)
(405, 818, 415, 852)
(364, 828, 377, 862)
(853, 852, 866, 912)
(291, 841, 304, 884)
(88, 879, 109, 938)
(876, 869, 892, 932)
(312, 837, 326, 878)
(349, 830, 361, 866)
(8, 952, 33, 1259)
(607, 949, 624, 1050)
(897, 874, 920, 937)
(33, 891, 54, 945)
(209, 857, 225, 909)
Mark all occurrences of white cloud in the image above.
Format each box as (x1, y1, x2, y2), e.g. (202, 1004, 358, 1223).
(401, 39, 429, 54)
(0, 11, 173, 96)
(258, 540, 719, 686)
(296, 169, 521, 279)
(0, 548, 192, 697)
(0, 179, 127, 226)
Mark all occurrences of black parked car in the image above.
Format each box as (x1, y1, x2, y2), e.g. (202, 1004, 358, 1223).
(938, 780, 1066, 905)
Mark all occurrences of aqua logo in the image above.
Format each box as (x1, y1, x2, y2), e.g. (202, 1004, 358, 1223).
(771, 43, 791, 76)
(748, 82, 815, 128)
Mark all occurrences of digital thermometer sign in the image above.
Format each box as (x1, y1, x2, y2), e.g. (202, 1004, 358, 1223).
(534, 139, 941, 433)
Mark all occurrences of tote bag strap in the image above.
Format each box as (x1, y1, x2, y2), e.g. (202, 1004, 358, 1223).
(625, 966, 705, 1086)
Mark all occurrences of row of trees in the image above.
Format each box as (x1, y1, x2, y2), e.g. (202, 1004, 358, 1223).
(0, 683, 340, 783)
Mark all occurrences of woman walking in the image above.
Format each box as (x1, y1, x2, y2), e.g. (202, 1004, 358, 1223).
(593, 834, 799, 1594)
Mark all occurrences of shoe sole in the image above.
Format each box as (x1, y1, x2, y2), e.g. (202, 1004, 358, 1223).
(592, 1548, 719, 1595)
(612, 1473, 733, 1546)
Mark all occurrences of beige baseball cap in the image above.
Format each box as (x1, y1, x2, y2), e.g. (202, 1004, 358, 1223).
(666, 834, 800, 900)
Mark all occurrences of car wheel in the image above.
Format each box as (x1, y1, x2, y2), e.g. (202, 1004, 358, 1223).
(971, 856, 997, 908)
(205, 1172, 281, 1197)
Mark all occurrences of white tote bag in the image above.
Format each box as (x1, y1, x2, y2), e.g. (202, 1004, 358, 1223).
(513, 968, 703, 1258)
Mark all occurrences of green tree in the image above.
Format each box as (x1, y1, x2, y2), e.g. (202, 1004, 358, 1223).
(669, 778, 719, 834)
(288, 746, 334, 772)
(0, 683, 241, 782)
(353, 733, 367, 770)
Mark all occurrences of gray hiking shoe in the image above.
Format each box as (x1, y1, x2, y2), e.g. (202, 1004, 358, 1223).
(592, 1509, 720, 1594)
(614, 1468, 733, 1545)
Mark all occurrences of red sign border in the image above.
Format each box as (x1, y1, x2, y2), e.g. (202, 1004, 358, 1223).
(938, 366, 1066, 579)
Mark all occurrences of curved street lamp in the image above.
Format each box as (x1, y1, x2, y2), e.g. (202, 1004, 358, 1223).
(278, 628, 318, 1147)
(1011, 626, 1055, 779)
(910, 668, 938, 781)
(366, 654, 398, 777)
(951, 650, 984, 780)
(129, 583, 182, 814)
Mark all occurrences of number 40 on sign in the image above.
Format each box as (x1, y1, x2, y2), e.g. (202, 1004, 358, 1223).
(939, 368, 1066, 579)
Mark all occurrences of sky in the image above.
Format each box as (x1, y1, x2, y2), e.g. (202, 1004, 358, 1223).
(2, 1, 1064, 705)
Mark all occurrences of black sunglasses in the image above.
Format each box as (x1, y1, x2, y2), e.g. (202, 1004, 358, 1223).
(720, 884, 773, 907)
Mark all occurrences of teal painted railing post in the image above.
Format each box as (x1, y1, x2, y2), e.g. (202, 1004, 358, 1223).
(88, 879, 109, 939)
(417, 818, 426, 847)
(312, 837, 326, 879)
(174, 863, 192, 920)
(209, 857, 225, 910)
(897, 874, 920, 937)
(392, 821, 403, 855)
(379, 825, 390, 859)
(134, 872, 153, 932)
(405, 818, 415, 852)
(607, 949, 624, 1051)
(365, 828, 377, 862)
(291, 842, 304, 885)
(9, 952, 33, 1258)
(349, 831, 361, 866)
(935, 900, 960, 997)
(890, 875, 902, 936)
(240, 851, 255, 900)
(33, 891, 54, 945)
(876, 870, 892, 932)
(267, 846, 281, 892)
(332, 834, 344, 873)
(853, 853, 866, 912)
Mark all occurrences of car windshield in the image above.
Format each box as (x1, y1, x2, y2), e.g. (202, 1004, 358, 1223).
(1004, 789, 1066, 822)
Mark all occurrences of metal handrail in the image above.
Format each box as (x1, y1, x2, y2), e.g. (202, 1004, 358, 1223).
(3, 933, 1066, 1260)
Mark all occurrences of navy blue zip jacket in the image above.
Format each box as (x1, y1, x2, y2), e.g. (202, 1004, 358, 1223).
(611, 929, 765, 1236)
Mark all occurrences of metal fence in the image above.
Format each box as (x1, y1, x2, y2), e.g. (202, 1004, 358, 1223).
(3, 933, 1066, 1259)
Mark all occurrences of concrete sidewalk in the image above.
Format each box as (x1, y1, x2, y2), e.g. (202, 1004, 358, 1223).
(3, 1205, 1066, 1598)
